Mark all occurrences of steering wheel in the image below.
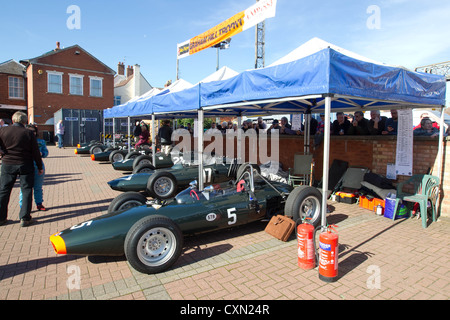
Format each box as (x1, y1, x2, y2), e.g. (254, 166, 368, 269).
(190, 189, 200, 200)
(236, 180, 246, 192)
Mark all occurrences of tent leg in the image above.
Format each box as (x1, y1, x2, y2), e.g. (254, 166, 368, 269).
(321, 96, 332, 230)
(152, 114, 156, 167)
(436, 106, 445, 216)
(198, 109, 204, 191)
(127, 117, 131, 154)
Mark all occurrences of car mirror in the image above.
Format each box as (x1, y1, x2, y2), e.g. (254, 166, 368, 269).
(189, 180, 198, 188)
(203, 185, 214, 193)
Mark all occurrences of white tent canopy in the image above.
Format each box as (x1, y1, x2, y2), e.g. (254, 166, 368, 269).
(268, 37, 389, 67)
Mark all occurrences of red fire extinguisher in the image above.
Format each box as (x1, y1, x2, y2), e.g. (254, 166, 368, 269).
(318, 224, 339, 282)
(297, 219, 316, 270)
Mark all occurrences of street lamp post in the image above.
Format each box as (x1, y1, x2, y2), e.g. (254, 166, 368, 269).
(212, 38, 231, 71)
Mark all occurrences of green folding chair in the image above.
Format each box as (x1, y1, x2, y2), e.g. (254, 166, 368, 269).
(392, 174, 440, 228)
(288, 153, 313, 187)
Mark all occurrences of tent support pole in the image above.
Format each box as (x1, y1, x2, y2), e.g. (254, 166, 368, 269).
(436, 106, 445, 215)
(152, 114, 156, 167)
(198, 109, 204, 191)
(237, 115, 242, 163)
(321, 96, 332, 230)
(112, 119, 116, 147)
(127, 117, 131, 154)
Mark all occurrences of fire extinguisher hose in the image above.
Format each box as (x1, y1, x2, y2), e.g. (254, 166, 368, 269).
(312, 225, 322, 264)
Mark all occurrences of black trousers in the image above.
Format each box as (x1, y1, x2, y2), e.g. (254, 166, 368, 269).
(0, 163, 35, 221)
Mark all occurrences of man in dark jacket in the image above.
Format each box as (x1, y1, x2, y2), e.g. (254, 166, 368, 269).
(0, 112, 43, 227)
(158, 120, 173, 155)
(348, 111, 370, 135)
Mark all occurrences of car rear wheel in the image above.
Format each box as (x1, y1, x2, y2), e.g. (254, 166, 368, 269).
(146, 172, 177, 200)
(108, 192, 147, 213)
(124, 215, 183, 274)
(133, 163, 156, 174)
(133, 155, 153, 169)
(125, 151, 142, 160)
(90, 145, 105, 154)
(109, 150, 126, 163)
(284, 186, 322, 227)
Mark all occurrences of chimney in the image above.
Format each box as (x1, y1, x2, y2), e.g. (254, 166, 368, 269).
(126, 65, 133, 78)
(117, 62, 124, 75)
(55, 41, 61, 51)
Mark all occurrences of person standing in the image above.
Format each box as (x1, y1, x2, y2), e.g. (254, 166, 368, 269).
(158, 120, 173, 155)
(19, 124, 49, 211)
(0, 112, 43, 227)
(55, 119, 65, 148)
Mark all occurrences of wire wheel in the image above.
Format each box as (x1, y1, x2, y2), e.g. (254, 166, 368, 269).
(154, 177, 174, 198)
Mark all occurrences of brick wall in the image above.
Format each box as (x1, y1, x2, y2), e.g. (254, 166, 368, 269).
(26, 46, 114, 137)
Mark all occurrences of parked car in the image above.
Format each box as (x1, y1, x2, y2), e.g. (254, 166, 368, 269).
(50, 165, 322, 274)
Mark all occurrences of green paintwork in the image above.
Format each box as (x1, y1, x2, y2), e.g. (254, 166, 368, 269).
(92, 150, 112, 161)
(111, 153, 174, 171)
(107, 162, 232, 192)
(53, 180, 292, 256)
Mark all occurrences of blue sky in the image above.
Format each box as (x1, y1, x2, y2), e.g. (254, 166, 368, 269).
(1, 0, 449, 88)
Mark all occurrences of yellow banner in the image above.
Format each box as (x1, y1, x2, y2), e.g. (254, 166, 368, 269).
(189, 11, 245, 55)
(177, 0, 277, 59)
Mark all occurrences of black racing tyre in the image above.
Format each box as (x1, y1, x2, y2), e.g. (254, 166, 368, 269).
(107, 192, 147, 213)
(236, 162, 261, 180)
(109, 150, 127, 163)
(133, 155, 153, 169)
(146, 171, 178, 200)
(90, 145, 105, 154)
(124, 215, 183, 274)
(125, 151, 142, 160)
(132, 163, 156, 174)
(284, 186, 322, 228)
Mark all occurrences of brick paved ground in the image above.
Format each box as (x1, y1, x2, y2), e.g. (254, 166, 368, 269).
(0, 146, 448, 302)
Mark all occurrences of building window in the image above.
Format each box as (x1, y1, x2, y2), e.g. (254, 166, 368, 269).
(114, 96, 121, 106)
(89, 76, 103, 97)
(47, 71, 63, 94)
(8, 76, 24, 99)
(69, 74, 84, 95)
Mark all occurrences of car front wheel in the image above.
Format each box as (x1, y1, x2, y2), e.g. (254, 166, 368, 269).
(124, 215, 183, 274)
(146, 172, 177, 200)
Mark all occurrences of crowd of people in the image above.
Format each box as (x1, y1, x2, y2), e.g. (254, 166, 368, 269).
(259, 110, 447, 138)
(159, 111, 448, 139)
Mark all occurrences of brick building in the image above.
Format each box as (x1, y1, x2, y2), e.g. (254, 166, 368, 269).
(0, 59, 27, 122)
(20, 42, 115, 138)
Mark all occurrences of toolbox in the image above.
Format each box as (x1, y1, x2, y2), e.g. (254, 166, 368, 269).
(359, 195, 385, 211)
(336, 191, 358, 204)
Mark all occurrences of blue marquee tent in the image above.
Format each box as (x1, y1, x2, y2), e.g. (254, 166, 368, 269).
(104, 47, 445, 119)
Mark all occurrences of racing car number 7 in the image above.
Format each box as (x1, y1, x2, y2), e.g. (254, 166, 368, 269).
(203, 168, 212, 183)
(227, 208, 237, 225)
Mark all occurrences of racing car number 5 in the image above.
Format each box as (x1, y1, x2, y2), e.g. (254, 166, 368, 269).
(227, 208, 237, 225)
